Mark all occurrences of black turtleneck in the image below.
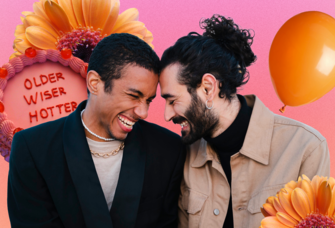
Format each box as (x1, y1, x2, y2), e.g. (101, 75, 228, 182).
(204, 95, 252, 228)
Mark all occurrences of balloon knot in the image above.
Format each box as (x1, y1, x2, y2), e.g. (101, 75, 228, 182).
(279, 105, 287, 113)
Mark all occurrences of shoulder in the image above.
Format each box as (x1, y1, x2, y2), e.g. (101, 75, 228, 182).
(137, 120, 184, 157)
(272, 114, 327, 160)
(15, 116, 66, 145)
(137, 120, 181, 142)
(273, 114, 325, 142)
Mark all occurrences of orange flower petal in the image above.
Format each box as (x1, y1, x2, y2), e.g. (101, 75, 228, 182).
(273, 197, 286, 214)
(14, 35, 33, 53)
(328, 177, 335, 190)
(276, 212, 298, 226)
(82, 0, 91, 28)
(261, 207, 271, 217)
(143, 30, 153, 43)
(302, 174, 311, 182)
(26, 26, 57, 49)
(301, 179, 316, 212)
(130, 33, 145, 40)
(113, 21, 147, 38)
(148, 43, 154, 49)
(261, 216, 291, 228)
(33, 2, 50, 23)
(266, 196, 276, 205)
(22, 17, 30, 29)
(44, 0, 72, 33)
(328, 187, 335, 217)
(58, 0, 78, 28)
(317, 181, 332, 215)
(297, 176, 302, 188)
(9, 52, 22, 59)
(101, 0, 119, 36)
(22, 11, 34, 16)
(112, 8, 139, 32)
(311, 175, 322, 197)
(88, 0, 113, 30)
(291, 188, 311, 219)
(278, 189, 301, 221)
(263, 203, 277, 216)
(72, 0, 85, 27)
(14, 24, 26, 37)
(25, 14, 60, 38)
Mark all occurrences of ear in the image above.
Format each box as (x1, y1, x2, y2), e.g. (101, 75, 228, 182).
(86, 70, 102, 95)
(200, 73, 217, 101)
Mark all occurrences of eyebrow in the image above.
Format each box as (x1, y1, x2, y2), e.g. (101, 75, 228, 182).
(128, 88, 156, 100)
(161, 93, 175, 99)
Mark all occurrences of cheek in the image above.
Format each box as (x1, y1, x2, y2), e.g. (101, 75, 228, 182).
(174, 103, 188, 116)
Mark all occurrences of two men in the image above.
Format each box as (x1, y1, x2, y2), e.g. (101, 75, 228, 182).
(8, 14, 330, 228)
(8, 34, 185, 228)
(159, 15, 330, 228)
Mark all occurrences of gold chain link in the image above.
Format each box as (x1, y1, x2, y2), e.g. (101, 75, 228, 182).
(90, 142, 125, 158)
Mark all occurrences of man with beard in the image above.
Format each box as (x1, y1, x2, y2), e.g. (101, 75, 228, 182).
(8, 34, 185, 228)
(159, 15, 330, 228)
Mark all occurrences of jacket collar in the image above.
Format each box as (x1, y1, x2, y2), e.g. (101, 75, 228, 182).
(63, 100, 114, 228)
(192, 95, 274, 167)
(63, 100, 146, 228)
(109, 119, 146, 228)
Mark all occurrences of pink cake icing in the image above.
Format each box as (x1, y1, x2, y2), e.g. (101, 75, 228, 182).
(0, 49, 88, 161)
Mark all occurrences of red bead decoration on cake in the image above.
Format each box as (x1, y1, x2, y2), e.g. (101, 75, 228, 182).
(25, 47, 37, 58)
(0, 68, 8, 79)
(13, 127, 24, 135)
(0, 101, 4, 113)
(61, 49, 72, 59)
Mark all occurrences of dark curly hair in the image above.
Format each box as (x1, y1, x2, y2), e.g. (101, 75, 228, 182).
(88, 33, 160, 94)
(161, 14, 257, 101)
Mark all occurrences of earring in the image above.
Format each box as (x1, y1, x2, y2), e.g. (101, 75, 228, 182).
(205, 100, 213, 109)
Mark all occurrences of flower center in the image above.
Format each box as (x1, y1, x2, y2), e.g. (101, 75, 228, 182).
(295, 213, 335, 228)
(56, 27, 106, 62)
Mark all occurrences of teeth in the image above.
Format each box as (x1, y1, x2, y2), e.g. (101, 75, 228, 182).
(118, 115, 135, 128)
(180, 121, 188, 127)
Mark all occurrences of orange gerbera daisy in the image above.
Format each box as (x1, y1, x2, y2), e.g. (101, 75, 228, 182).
(12, 0, 153, 62)
(260, 175, 335, 228)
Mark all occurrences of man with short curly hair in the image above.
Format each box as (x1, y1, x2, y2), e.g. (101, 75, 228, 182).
(8, 33, 185, 228)
(159, 15, 330, 228)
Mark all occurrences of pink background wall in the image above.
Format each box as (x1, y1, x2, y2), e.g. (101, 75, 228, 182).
(0, 0, 335, 226)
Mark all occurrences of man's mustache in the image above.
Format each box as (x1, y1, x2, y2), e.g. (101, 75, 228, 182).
(172, 116, 187, 124)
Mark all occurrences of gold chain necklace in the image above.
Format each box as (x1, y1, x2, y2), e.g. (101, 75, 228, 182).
(90, 142, 125, 158)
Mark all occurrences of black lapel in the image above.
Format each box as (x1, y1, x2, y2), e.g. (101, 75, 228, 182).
(63, 100, 113, 228)
(109, 122, 146, 228)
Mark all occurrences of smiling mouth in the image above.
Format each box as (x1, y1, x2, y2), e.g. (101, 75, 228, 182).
(180, 121, 189, 130)
(118, 115, 135, 128)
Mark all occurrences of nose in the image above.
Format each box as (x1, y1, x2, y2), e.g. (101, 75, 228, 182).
(134, 102, 149, 120)
(164, 103, 176, 122)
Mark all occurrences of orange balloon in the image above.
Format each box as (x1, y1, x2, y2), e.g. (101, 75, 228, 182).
(269, 11, 335, 110)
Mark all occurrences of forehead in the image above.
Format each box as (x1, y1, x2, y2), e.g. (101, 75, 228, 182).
(117, 64, 158, 93)
(159, 63, 187, 96)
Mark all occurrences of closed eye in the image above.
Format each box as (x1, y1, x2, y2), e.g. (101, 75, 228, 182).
(169, 100, 175, 105)
(128, 94, 139, 99)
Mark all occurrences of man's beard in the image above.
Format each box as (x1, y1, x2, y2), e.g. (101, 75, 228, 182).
(179, 93, 219, 145)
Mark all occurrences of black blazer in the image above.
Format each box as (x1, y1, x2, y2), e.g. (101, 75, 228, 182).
(8, 101, 185, 228)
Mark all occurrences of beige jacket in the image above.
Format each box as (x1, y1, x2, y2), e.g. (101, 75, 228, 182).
(178, 95, 330, 228)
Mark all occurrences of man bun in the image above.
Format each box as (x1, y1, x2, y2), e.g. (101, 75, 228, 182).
(201, 14, 256, 67)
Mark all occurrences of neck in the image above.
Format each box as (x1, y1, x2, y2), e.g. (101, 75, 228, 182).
(83, 99, 112, 142)
(211, 94, 241, 138)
